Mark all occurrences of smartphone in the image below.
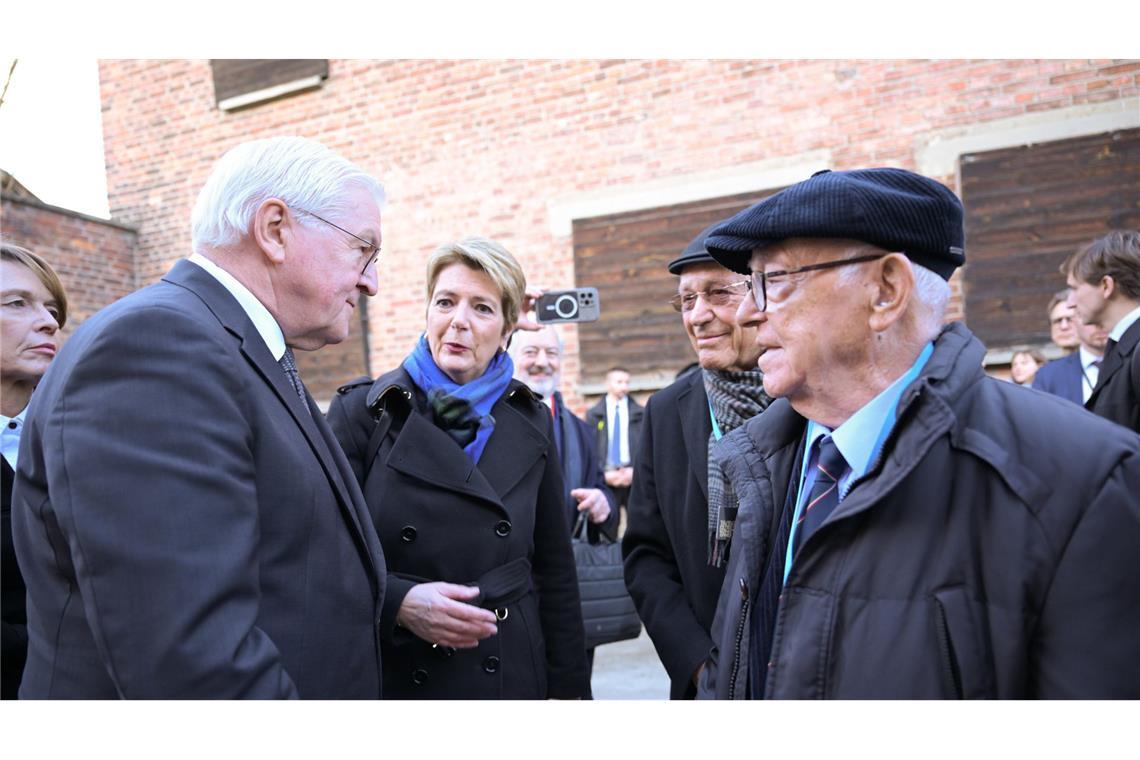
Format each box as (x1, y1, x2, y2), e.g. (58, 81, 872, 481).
(535, 288, 601, 323)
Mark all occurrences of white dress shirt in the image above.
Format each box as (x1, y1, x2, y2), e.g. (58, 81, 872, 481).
(1079, 345, 1101, 404)
(1, 406, 27, 470)
(188, 253, 286, 361)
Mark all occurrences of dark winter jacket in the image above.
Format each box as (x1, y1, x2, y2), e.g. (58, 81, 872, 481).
(550, 392, 620, 543)
(700, 322, 1140, 699)
(328, 367, 589, 700)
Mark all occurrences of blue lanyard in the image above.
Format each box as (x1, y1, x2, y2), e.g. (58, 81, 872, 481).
(707, 399, 723, 441)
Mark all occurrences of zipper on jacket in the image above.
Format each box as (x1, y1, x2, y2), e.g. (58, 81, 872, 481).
(728, 577, 750, 699)
(934, 598, 964, 699)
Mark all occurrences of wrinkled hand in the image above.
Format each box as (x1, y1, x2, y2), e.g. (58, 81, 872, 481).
(572, 487, 611, 524)
(515, 285, 549, 332)
(396, 582, 499, 648)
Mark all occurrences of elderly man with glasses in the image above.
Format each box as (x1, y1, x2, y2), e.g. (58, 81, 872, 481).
(621, 223, 771, 700)
(695, 168, 1140, 699)
(13, 137, 388, 699)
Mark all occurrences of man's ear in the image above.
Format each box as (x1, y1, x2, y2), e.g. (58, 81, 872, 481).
(1100, 275, 1116, 301)
(252, 198, 289, 265)
(868, 253, 914, 333)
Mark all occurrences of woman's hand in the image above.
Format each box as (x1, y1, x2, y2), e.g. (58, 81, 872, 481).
(396, 582, 499, 648)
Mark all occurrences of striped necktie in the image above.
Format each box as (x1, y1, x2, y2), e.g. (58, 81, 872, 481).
(794, 436, 849, 555)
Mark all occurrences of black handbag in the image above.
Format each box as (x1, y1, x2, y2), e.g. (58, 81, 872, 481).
(571, 514, 642, 649)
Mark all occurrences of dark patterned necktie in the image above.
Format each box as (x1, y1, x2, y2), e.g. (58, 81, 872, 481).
(793, 436, 849, 556)
(279, 348, 310, 413)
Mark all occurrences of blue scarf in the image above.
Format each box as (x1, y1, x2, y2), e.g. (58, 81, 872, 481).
(402, 334, 514, 464)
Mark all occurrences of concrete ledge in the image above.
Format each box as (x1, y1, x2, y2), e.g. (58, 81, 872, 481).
(915, 96, 1140, 178)
(546, 150, 832, 238)
(218, 75, 324, 112)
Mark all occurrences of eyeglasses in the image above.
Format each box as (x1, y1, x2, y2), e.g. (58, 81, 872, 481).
(669, 280, 750, 312)
(748, 252, 888, 311)
(292, 207, 381, 276)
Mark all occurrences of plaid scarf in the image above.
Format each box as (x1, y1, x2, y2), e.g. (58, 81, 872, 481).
(705, 368, 771, 568)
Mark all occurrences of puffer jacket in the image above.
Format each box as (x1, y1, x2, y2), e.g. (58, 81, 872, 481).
(699, 322, 1140, 699)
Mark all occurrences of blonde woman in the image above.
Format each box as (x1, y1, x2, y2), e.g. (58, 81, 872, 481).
(328, 237, 588, 699)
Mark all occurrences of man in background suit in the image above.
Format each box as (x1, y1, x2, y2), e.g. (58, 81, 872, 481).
(12, 136, 388, 698)
(1033, 295, 1107, 405)
(511, 324, 618, 676)
(511, 324, 618, 542)
(1064, 229, 1140, 434)
(621, 223, 769, 699)
(587, 367, 644, 513)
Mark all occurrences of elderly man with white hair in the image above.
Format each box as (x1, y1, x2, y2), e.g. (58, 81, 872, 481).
(697, 168, 1140, 699)
(13, 136, 388, 698)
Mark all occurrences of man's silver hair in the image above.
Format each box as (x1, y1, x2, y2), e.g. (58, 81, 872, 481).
(190, 136, 386, 252)
(910, 261, 951, 335)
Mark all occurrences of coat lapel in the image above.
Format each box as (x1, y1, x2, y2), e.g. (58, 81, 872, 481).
(477, 392, 548, 500)
(677, 371, 712, 500)
(162, 260, 376, 571)
(384, 409, 509, 513)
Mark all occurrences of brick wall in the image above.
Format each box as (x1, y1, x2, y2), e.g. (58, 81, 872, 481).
(0, 194, 138, 344)
(97, 58, 1140, 412)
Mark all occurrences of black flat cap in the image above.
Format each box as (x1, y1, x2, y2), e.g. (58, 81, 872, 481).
(705, 168, 965, 280)
(667, 221, 724, 275)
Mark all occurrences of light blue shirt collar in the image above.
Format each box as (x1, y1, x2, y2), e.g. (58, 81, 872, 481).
(1109, 304, 1140, 342)
(784, 342, 934, 582)
(1, 405, 28, 470)
(188, 254, 286, 361)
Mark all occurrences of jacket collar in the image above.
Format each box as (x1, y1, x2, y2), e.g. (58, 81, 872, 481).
(676, 369, 713, 500)
(1089, 316, 1140, 406)
(368, 366, 548, 513)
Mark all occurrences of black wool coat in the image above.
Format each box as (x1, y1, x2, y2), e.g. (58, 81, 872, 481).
(621, 369, 726, 699)
(328, 367, 590, 700)
(1086, 316, 1140, 435)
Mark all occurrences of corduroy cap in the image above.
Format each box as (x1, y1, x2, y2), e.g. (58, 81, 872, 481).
(705, 168, 965, 280)
(667, 221, 723, 275)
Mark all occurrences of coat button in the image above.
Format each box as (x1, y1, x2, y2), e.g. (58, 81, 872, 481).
(400, 525, 417, 543)
(494, 520, 512, 537)
(482, 656, 500, 674)
(412, 668, 428, 685)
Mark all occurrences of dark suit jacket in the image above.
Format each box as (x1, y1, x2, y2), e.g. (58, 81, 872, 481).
(586, 395, 644, 469)
(11, 259, 386, 699)
(1087, 317, 1140, 434)
(621, 369, 725, 699)
(1032, 351, 1083, 405)
(1, 458, 27, 699)
(551, 392, 619, 543)
(327, 369, 589, 699)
